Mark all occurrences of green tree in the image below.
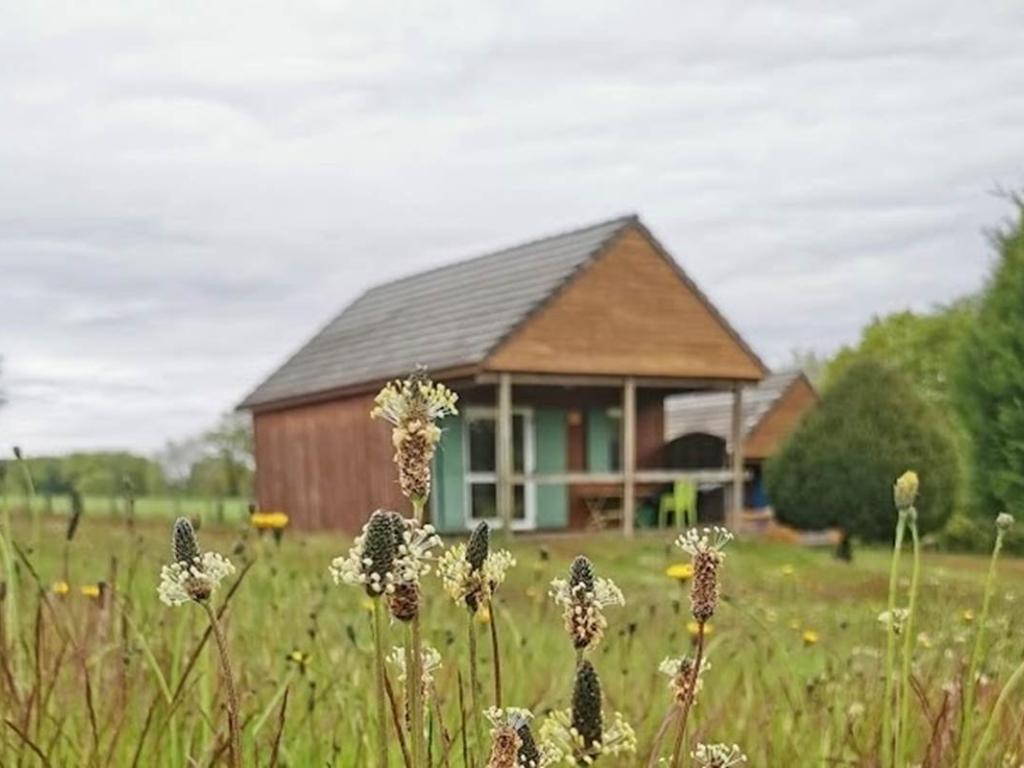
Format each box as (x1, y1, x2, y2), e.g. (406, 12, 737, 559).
(201, 412, 253, 498)
(953, 201, 1024, 519)
(766, 359, 960, 541)
(824, 301, 975, 409)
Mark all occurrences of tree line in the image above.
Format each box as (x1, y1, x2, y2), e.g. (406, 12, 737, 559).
(768, 197, 1024, 552)
(0, 412, 254, 501)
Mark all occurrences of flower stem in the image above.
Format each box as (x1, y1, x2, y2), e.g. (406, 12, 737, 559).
(882, 511, 907, 768)
(669, 620, 705, 768)
(967, 655, 1024, 768)
(13, 454, 37, 552)
(408, 617, 425, 768)
(487, 598, 503, 708)
(201, 602, 241, 768)
(374, 600, 392, 768)
(896, 517, 920, 766)
(467, 613, 482, 763)
(958, 527, 1006, 766)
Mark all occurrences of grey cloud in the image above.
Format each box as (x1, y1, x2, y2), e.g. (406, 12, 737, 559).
(0, 1, 1021, 453)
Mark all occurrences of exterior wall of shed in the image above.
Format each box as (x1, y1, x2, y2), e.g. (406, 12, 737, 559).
(744, 377, 818, 459)
(253, 393, 406, 532)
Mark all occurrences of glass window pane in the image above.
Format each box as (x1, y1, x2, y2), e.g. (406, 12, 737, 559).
(513, 484, 526, 520)
(608, 412, 622, 472)
(470, 483, 497, 520)
(513, 414, 525, 473)
(468, 417, 496, 472)
(470, 483, 527, 522)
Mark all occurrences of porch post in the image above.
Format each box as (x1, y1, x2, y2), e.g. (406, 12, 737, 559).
(622, 376, 637, 537)
(730, 382, 744, 534)
(496, 372, 514, 534)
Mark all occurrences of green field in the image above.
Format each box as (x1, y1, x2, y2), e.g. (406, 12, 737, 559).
(4, 494, 251, 522)
(0, 511, 1022, 766)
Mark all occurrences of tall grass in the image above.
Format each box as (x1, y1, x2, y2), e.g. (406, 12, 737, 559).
(0, 509, 1021, 765)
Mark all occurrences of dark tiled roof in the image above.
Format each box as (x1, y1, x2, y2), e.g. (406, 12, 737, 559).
(664, 370, 807, 445)
(240, 216, 636, 408)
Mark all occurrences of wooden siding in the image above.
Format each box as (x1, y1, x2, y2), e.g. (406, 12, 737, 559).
(485, 226, 764, 381)
(253, 393, 405, 533)
(744, 375, 818, 460)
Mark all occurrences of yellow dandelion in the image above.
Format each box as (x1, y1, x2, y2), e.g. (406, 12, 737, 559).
(802, 629, 819, 646)
(80, 584, 101, 599)
(686, 620, 713, 637)
(251, 511, 290, 531)
(665, 563, 695, 582)
(962, 609, 975, 623)
(781, 564, 795, 577)
(52, 580, 70, 596)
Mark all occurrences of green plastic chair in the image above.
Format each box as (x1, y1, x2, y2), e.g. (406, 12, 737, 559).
(658, 479, 697, 529)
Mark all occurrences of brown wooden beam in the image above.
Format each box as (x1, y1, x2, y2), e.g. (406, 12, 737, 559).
(475, 371, 753, 391)
(622, 376, 637, 537)
(730, 383, 745, 533)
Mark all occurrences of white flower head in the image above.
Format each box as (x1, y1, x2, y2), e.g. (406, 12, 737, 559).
(485, 707, 543, 767)
(158, 552, 235, 607)
(549, 559, 625, 652)
(676, 526, 734, 558)
(385, 644, 443, 689)
(996, 512, 1014, 532)
(537, 708, 636, 765)
(692, 743, 748, 767)
(878, 608, 910, 635)
(393, 519, 442, 585)
(328, 511, 400, 596)
(659, 655, 711, 702)
(437, 542, 515, 610)
(485, 706, 534, 731)
(371, 376, 459, 427)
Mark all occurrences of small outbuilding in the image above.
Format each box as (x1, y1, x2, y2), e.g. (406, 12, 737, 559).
(664, 370, 818, 518)
(240, 215, 768, 534)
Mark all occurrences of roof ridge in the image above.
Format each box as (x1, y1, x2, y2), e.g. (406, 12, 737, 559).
(360, 213, 637, 296)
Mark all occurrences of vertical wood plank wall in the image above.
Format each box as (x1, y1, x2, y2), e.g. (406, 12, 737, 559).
(253, 393, 405, 532)
(744, 377, 818, 459)
(485, 227, 764, 380)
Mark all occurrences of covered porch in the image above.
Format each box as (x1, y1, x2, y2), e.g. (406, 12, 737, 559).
(429, 371, 748, 535)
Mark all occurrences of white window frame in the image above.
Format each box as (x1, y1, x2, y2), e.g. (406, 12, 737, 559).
(462, 405, 537, 531)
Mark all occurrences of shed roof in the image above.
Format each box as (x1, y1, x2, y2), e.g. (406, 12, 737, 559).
(664, 370, 809, 445)
(241, 216, 634, 409)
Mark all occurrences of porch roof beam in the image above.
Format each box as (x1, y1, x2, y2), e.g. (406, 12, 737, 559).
(510, 469, 749, 485)
(474, 372, 750, 391)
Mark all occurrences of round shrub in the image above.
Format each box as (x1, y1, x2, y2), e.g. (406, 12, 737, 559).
(765, 359, 960, 542)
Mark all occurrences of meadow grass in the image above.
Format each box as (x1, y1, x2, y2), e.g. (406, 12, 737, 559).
(5, 494, 251, 523)
(1, 510, 1022, 766)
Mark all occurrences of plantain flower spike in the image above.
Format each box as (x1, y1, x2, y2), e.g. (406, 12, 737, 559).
(438, 521, 515, 614)
(158, 517, 235, 606)
(329, 510, 400, 598)
(371, 369, 458, 505)
(549, 555, 625, 652)
(677, 527, 733, 623)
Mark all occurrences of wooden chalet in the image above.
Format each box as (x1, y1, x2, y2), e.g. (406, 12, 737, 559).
(239, 215, 769, 535)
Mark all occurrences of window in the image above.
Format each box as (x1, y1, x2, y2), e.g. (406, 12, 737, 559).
(464, 408, 534, 527)
(606, 408, 622, 472)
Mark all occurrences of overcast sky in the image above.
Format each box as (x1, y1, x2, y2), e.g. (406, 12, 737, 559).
(1, 2, 1022, 455)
